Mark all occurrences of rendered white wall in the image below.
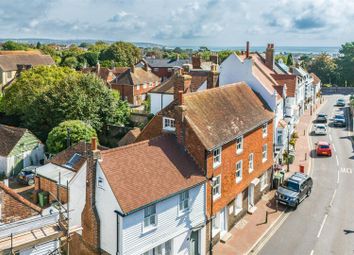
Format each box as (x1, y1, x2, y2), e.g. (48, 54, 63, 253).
(150, 93, 174, 115)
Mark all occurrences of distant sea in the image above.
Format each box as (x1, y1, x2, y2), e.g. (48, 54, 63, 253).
(176, 46, 340, 55)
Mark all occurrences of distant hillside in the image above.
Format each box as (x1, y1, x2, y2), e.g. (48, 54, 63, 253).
(0, 38, 164, 48)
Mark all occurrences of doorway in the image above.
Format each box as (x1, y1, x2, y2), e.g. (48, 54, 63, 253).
(220, 208, 227, 237)
(248, 185, 254, 209)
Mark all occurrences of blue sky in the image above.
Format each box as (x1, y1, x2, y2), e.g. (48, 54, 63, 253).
(0, 0, 353, 46)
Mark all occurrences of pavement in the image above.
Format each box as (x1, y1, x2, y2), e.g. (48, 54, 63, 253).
(213, 100, 325, 255)
(258, 94, 354, 255)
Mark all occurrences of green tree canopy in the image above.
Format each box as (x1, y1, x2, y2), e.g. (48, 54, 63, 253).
(25, 73, 130, 140)
(308, 53, 337, 84)
(336, 42, 354, 86)
(99, 41, 141, 67)
(46, 120, 97, 153)
(286, 54, 294, 66)
(2, 66, 77, 116)
(1, 41, 31, 50)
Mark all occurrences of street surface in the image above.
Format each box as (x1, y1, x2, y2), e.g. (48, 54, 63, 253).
(258, 94, 354, 255)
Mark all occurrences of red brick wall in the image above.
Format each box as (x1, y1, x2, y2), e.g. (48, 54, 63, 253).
(0, 189, 39, 223)
(35, 176, 68, 204)
(111, 84, 134, 104)
(135, 115, 164, 142)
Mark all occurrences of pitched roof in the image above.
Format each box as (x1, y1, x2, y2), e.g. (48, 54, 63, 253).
(99, 134, 205, 214)
(0, 181, 42, 213)
(140, 58, 191, 68)
(0, 54, 55, 72)
(0, 125, 28, 157)
(118, 128, 141, 146)
(183, 83, 274, 150)
(149, 70, 208, 94)
(271, 74, 297, 97)
(310, 73, 321, 85)
(82, 67, 129, 83)
(50, 141, 107, 172)
(113, 67, 160, 86)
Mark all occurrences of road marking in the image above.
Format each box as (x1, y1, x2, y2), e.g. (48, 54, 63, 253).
(317, 214, 328, 238)
(340, 167, 353, 174)
(337, 169, 340, 184)
(335, 155, 339, 166)
(247, 210, 291, 254)
(329, 134, 332, 141)
(329, 189, 337, 207)
(310, 250, 314, 255)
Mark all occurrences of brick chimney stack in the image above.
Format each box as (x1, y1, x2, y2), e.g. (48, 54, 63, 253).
(246, 41, 250, 58)
(141, 59, 149, 72)
(174, 70, 192, 100)
(81, 137, 101, 253)
(175, 92, 187, 145)
(265, 43, 274, 70)
(210, 54, 219, 65)
(192, 54, 201, 69)
(207, 64, 220, 89)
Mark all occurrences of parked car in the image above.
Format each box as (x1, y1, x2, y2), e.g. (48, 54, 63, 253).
(315, 141, 332, 156)
(333, 114, 346, 127)
(17, 166, 38, 186)
(314, 124, 327, 135)
(336, 98, 346, 107)
(315, 113, 327, 123)
(276, 172, 313, 209)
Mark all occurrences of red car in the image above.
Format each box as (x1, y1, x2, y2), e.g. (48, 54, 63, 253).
(316, 141, 332, 157)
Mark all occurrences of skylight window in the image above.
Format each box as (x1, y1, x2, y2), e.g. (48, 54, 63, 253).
(63, 153, 82, 169)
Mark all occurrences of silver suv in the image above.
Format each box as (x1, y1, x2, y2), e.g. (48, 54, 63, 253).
(276, 172, 313, 209)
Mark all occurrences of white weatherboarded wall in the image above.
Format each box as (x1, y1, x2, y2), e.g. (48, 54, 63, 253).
(19, 240, 59, 255)
(150, 93, 174, 115)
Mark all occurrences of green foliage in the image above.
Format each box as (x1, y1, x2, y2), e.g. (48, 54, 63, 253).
(336, 42, 354, 86)
(2, 66, 77, 116)
(218, 50, 235, 62)
(1, 41, 31, 50)
(46, 120, 97, 153)
(286, 54, 294, 66)
(100, 41, 141, 67)
(88, 41, 109, 53)
(308, 53, 337, 84)
(275, 55, 287, 63)
(81, 51, 99, 66)
(61, 56, 79, 68)
(25, 73, 130, 140)
(142, 95, 151, 113)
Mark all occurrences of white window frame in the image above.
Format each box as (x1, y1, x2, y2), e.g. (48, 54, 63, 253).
(162, 117, 176, 132)
(234, 193, 243, 215)
(260, 171, 268, 191)
(212, 175, 221, 201)
(143, 240, 172, 255)
(143, 204, 157, 231)
(213, 147, 221, 168)
(236, 136, 243, 154)
(262, 144, 268, 162)
(262, 123, 268, 138)
(236, 160, 243, 183)
(248, 153, 254, 173)
(178, 190, 190, 214)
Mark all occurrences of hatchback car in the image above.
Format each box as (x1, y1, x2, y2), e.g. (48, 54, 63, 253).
(314, 124, 327, 135)
(315, 113, 327, 123)
(316, 141, 332, 156)
(333, 114, 346, 127)
(276, 172, 313, 209)
(17, 166, 38, 185)
(336, 98, 345, 107)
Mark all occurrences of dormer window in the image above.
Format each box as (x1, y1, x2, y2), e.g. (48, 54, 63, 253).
(163, 117, 175, 132)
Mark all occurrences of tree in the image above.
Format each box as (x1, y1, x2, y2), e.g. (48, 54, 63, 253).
(61, 56, 79, 68)
(336, 42, 354, 86)
(46, 120, 97, 153)
(80, 51, 99, 67)
(286, 54, 294, 66)
(1, 41, 30, 50)
(2, 66, 77, 116)
(26, 73, 130, 140)
(308, 53, 337, 84)
(99, 41, 141, 67)
(218, 50, 235, 62)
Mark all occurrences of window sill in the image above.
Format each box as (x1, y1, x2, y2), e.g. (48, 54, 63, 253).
(262, 158, 267, 163)
(236, 149, 243, 155)
(262, 134, 268, 138)
(177, 208, 191, 217)
(236, 178, 242, 184)
(249, 169, 254, 173)
(261, 184, 268, 192)
(213, 194, 221, 201)
(142, 225, 157, 234)
(212, 228, 220, 237)
(213, 162, 221, 169)
(234, 208, 242, 216)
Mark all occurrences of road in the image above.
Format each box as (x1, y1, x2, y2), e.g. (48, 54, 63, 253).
(258, 95, 354, 255)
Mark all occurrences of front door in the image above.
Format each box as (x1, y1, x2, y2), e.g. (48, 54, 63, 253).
(248, 185, 254, 209)
(189, 230, 199, 255)
(220, 208, 227, 237)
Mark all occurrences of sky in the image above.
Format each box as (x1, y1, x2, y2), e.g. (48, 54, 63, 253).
(1, 0, 354, 47)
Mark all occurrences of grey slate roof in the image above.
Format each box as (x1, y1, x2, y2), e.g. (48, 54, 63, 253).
(138, 58, 191, 68)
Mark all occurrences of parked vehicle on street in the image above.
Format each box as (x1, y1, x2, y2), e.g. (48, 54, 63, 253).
(333, 114, 346, 127)
(276, 172, 313, 209)
(315, 113, 327, 123)
(17, 166, 38, 186)
(315, 141, 332, 157)
(314, 124, 327, 135)
(336, 98, 346, 107)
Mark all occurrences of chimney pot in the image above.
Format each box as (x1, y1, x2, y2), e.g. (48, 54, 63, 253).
(246, 41, 250, 58)
(91, 137, 97, 151)
(178, 90, 183, 105)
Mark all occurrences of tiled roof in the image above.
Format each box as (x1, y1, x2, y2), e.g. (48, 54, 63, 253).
(0, 125, 27, 157)
(0, 181, 42, 213)
(149, 70, 208, 94)
(113, 67, 160, 86)
(50, 141, 107, 172)
(272, 74, 297, 97)
(310, 73, 321, 85)
(99, 134, 205, 214)
(118, 128, 141, 146)
(140, 58, 191, 68)
(0, 54, 55, 72)
(183, 82, 274, 150)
